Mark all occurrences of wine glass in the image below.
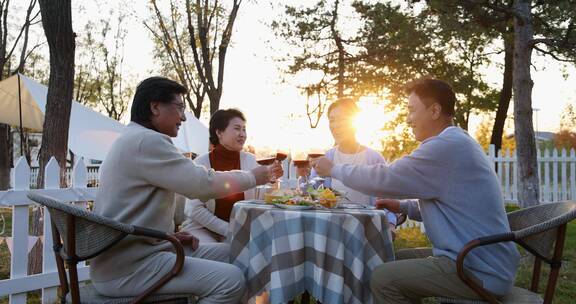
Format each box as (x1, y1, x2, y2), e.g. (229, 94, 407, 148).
(275, 149, 288, 162)
(255, 146, 280, 192)
(291, 149, 310, 194)
(275, 146, 289, 184)
(255, 146, 277, 166)
(307, 147, 325, 159)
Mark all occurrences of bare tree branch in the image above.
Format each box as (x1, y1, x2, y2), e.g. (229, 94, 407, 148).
(215, 0, 241, 99)
(186, 0, 209, 89)
(14, 0, 38, 73)
(533, 45, 576, 63)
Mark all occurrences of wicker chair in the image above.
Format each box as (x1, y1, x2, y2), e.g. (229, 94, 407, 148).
(27, 193, 197, 304)
(395, 201, 576, 304)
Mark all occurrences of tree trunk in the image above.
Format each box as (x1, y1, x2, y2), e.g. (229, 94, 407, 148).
(330, 0, 344, 99)
(490, 34, 514, 154)
(208, 89, 222, 116)
(185, 0, 241, 116)
(23, 131, 32, 165)
(30, 0, 75, 274)
(513, 0, 539, 208)
(37, 0, 75, 186)
(0, 124, 10, 190)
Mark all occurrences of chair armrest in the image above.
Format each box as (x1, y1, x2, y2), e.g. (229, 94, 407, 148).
(130, 226, 186, 304)
(132, 226, 172, 239)
(456, 232, 515, 304)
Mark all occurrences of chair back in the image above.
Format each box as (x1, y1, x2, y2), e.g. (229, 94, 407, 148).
(508, 201, 576, 304)
(27, 192, 134, 261)
(508, 201, 576, 261)
(433, 201, 576, 304)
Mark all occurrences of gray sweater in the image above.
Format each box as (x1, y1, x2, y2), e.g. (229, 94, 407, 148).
(331, 127, 520, 295)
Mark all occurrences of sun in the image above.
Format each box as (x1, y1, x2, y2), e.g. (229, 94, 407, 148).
(352, 99, 400, 150)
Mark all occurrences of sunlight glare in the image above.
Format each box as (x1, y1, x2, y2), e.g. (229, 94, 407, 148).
(352, 100, 393, 150)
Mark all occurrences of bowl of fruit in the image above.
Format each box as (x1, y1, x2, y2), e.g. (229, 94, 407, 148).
(308, 187, 343, 208)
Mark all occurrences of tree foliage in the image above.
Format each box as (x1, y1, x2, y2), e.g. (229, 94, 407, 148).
(559, 103, 576, 132)
(354, 1, 499, 129)
(554, 130, 576, 150)
(145, 0, 206, 118)
(423, 0, 576, 155)
(0, 0, 41, 78)
(443, 0, 576, 208)
(554, 103, 576, 150)
(272, 0, 500, 132)
(74, 9, 132, 121)
(271, 0, 355, 127)
(0, 0, 41, 190)
(475, 114, 516, 153)
(146, 0, 242, 118)
(380, 118, 419, 161)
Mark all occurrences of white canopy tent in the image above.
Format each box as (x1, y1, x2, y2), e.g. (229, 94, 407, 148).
(173, 111, 209, 157)
(0, 74, 209, 161)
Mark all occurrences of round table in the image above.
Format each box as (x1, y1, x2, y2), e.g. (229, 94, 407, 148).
(228, 201, 395, 304)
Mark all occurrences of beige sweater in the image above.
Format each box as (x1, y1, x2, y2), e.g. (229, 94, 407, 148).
(90, 122, 256, 281)
(180, 151, 258, 236)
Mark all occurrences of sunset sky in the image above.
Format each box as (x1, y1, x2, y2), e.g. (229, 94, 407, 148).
(62, 0, 576, 151)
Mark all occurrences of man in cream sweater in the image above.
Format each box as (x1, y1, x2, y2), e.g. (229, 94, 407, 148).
(311, 79, 520, 303)
(91, 77, 279, 304)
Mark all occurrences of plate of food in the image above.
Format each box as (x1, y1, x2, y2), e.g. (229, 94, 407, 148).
(272, 195, 316, 210)
(308, 187, 344, 208)
(264, 189, 298, 203)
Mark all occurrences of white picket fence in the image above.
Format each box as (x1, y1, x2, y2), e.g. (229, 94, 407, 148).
(488, 145, 576, 204)
(28, 166, 100, 188)
(0, 156, 97, 303)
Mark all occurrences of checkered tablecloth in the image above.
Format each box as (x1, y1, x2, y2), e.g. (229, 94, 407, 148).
(228, 201, 395, 304)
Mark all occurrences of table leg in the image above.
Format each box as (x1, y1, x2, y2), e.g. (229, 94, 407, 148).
(288, 291, 314, 304)
(301, 291, 311, 304)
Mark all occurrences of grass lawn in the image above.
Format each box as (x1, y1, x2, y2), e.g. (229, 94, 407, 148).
(0, 207, 574, 303)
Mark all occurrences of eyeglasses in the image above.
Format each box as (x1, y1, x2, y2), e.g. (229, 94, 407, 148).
(171, 102, 186, 114)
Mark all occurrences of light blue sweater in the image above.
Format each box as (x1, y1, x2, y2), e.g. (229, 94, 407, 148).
(311, 146, 397, 225)
(330, 127, 520, 295)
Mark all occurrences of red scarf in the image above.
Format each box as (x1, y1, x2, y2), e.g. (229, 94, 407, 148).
(209, 145, 245, 221)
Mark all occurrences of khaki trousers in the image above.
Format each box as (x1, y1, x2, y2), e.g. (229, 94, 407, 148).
(370, 249, 484, 304)
(93, 243, 245, 304)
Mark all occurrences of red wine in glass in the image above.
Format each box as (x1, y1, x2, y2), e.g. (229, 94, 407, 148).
(256, 157, 276, 166)
(276, 152, 288, 162)
(293, 159, 310, 167)
(307, 153, 325, 159)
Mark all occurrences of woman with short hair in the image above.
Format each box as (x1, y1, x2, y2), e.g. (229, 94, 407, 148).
(181, 108, 282, 242)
